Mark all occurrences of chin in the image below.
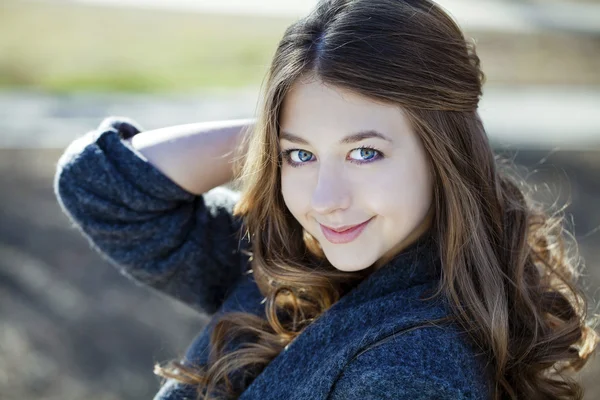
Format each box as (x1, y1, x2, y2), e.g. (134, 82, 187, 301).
(321, 246, 379, 271)
(326, 256, 373, 272)
(332, 264, 369, 273)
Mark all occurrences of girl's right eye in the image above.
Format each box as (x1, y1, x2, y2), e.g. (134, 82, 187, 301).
(281, 149, 314, 168)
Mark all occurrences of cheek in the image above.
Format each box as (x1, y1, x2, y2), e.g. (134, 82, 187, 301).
(377, 158, 432, 218)
(280, 169, 309, 219)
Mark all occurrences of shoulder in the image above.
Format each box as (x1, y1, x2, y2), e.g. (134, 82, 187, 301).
(328, 322, 492, 400)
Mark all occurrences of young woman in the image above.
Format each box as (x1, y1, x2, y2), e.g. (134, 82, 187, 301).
(54, 0, 599, 399)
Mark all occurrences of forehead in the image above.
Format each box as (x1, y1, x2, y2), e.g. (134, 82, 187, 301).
(279, 78, 411, 142)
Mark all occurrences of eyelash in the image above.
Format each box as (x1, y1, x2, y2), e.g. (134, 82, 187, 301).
(280, 145, 385, 168)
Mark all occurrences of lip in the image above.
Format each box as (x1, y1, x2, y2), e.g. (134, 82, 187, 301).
(320, 217, 373, 244)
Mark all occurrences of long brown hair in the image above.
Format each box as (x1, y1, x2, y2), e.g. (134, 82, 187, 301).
(154, 0, 600, 398)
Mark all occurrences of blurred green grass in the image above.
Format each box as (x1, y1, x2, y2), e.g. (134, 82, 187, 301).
(0, 1, 292, 93)
(2, 1, 599, 93)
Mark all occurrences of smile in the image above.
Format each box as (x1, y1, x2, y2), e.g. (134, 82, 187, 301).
(320, 217, 373, 244)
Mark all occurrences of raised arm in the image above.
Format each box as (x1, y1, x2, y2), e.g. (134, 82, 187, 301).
(123, 117, 253, 195)
(54, 116, 255, 316)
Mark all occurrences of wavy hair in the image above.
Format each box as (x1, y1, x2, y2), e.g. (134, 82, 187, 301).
(154, 0, 599, 398)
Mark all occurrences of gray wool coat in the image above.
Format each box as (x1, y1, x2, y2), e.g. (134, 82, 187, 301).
(54, 116, 492, 399)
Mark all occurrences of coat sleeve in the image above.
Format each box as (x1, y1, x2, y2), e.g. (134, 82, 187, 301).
(53, 116, 251, 316)
(327, 326, 491, 400)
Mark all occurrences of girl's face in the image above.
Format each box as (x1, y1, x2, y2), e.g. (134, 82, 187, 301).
(279, 77, 434, 272)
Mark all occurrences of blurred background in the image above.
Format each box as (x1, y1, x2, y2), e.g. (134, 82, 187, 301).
(1, 0, 599, 399)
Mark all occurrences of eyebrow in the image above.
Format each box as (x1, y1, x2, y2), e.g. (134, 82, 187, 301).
(279, 129, 393, 145)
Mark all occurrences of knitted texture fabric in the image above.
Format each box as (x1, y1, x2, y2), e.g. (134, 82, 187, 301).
(54, 117, 493, 399)
(54, 116, 251, 316)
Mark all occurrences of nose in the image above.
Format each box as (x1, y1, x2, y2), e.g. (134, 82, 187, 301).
(310, 163, 351, 215)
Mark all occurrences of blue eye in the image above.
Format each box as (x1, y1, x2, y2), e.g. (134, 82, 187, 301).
(350, 148, 377, 161)
(280, 146, 384, 168)
(296, 150, 313, 163)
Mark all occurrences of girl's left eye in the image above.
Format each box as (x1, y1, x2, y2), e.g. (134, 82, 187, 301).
(280, 146, 384, 168)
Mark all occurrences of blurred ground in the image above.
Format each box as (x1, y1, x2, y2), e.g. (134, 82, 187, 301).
(0, 149, 210, 400)
(1, 0, 599, 399)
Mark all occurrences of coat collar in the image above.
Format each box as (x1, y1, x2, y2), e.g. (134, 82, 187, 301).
(338, 231, 441, 306)
(239, 232, 448, 400)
